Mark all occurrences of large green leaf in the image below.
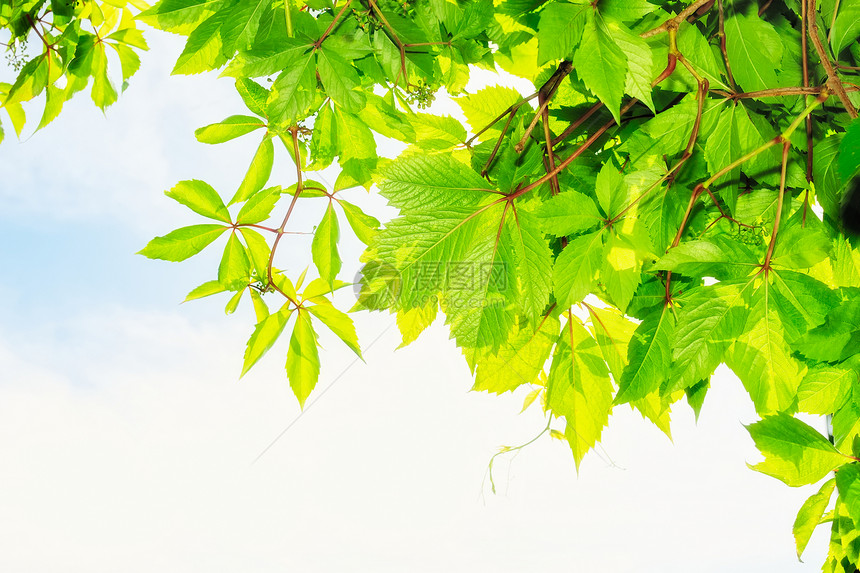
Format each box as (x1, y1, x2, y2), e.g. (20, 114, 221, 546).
(139, 224, 227, 262)
(165, 179, 231, 223)
(724, 12, 783, 93)
(573, 11, 627, 123)
(548, 316, 613, 470)
(747, 413, 849, 487)
(615, 304, 674, 404)
(311, 203, 341, 287)
(286, 310, 321, 408)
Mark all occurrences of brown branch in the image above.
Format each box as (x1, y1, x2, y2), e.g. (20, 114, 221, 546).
(313, 0, 352, 49)
(549, 101, 604, 147)
(465, 92, 540, 147)
(717, 0, 739, 93)
(515, 61, 572, 152)
(266, 126, 304, 307)
(808, 0, 858, 118)
(802, 0, 814, 184)
(641, 0, 714, 38)
(481, 111, 516, 177)
(763, 141, 792, 271)
(509, 99, 640, 200)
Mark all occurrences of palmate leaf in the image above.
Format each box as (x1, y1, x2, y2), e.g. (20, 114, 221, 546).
(747, 414, 849, 487)
(548, 315, 613, 470)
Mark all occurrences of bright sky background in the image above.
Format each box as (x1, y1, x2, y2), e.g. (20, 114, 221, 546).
(0, 30, 832, 571)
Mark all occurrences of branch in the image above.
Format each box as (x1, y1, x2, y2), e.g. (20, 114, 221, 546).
(807, 0, 858, 118)
(641, 0, 714, 38)
(515, 61, 572, 152)
(763, 141, 792, 271)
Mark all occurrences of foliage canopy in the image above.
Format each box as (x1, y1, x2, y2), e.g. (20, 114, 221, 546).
(3, 0, 860, 567)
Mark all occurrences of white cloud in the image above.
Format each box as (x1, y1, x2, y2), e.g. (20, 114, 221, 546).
(0, 306, 829, 572)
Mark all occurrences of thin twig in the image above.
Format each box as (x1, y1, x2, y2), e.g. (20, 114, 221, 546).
(808, 0, 858, 118)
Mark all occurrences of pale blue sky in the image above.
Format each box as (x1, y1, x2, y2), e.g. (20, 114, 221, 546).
(0, 30, 831, 571)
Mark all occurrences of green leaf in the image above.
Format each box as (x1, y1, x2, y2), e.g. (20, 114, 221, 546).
(794, 478, 836, 559)
(379, 154, 495, 211)
(839, 118, 860, 181)
(548, 315, 613, 470)
(455, 85, 523, 138)
(508, 208, 553, 323)
(611, 22, 655, 114)
(165, 179, 231, 223)
(669, 281, 751, 393)
(139, 224, 227, 262)
(267, 51, 317, 123)
(218, 232, 251, 289)
(727, 279, 805, 414)
(615, 305, 674, 404)
(747, 413, 849, 486)
(396, 300, 438, 347)
(287, 310, 321, 408)
(236, 185, 280, 225)
(408, 113, 467, 150)
(184, 280, 227, 302)
(598, 0, 657, 21)
(535, 190, 603, 236)
(90, 44, 117, 110)
(220, 0, 269, 52)
(232, 136, 275, 204)
(655, 236, 759, 280)
(553, 230, 605, 309)
(830, 5, 860, 55)
(312, 203, 341, 287)
(222, 39, 312, 78)
(836, 463, 860, 525)
(138, 0, 224, 35)
(536, 1, 588, 65)
(225, 289, 244, 314)
(797, 362, 857, 415)
(171, 11, 229, 75)
(317, 47, 366, 114)
(194, 115, 265, 144)
(340, 200, 380, 245)
(307, 300, 362, 358)
(724, 13, 783, 93)
(241, 306, 292, 377)
(573, 11, 627, 124)
(473, 314, 559, 394)
(240, 227, 272, 280)
(235, 78, 270, 118)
